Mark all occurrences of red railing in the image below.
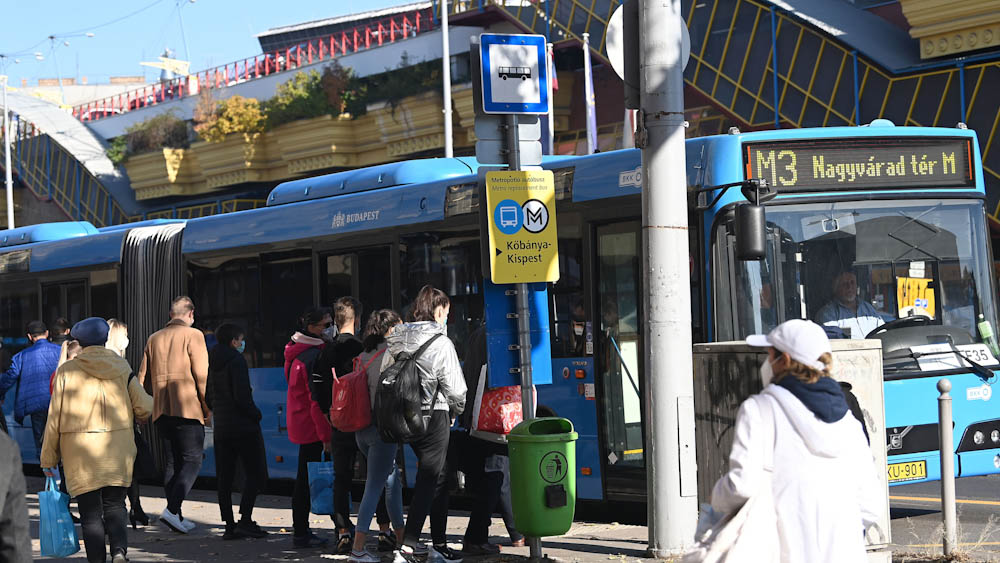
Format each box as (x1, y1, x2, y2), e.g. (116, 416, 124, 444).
(73, 9, 431, 122)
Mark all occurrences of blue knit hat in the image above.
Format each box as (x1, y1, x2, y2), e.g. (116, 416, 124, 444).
(71, 317, 110, 347)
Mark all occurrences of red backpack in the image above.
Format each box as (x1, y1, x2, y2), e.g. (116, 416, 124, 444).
(329, 349, 386, 432)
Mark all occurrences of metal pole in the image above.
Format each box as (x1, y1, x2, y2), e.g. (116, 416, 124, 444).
(2, 76, 13, 229)
(503, 111, 542, 561)
(178, 0, 192, 63)
(49, 37, 67, 106)
(938, 379, 958, 556)
(638, 0, 698, 557)
(442, 0, 454, 158)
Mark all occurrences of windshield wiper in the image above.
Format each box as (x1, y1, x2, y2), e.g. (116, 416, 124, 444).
(896, 346, 998, 383)
(888, 204, 944, 262)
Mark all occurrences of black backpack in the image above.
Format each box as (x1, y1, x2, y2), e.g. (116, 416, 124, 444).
(374, 334, 442, 443)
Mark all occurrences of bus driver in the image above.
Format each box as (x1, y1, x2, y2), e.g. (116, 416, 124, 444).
(816, 271, 894, 339)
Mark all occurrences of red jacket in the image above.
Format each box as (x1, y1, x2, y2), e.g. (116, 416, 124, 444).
(284, 333, 332, 445)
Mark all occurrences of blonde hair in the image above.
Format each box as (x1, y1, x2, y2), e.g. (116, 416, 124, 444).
(772, 352, 834, 385)
(57, 340, 82, 369)
(106, 318, 129, 357)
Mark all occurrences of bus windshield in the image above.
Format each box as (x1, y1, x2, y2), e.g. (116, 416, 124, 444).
(716, 199, 998, 373)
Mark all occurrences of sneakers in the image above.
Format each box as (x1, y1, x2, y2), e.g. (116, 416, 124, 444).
(349, 549, 381, 563)
(159, 508, 188, 534)
(111, 550, 128, 563)
(337, 533, 353, 555)
(378, 531, 398, 552)
(180, 517, 196, 532)
(392, 546, 422, 563)
(510, 538, 525, 547)
(462, 543, 500, 556)
(429, 543, 464, 563)
(236, 520, 268, 539)
(293, 532, 329, 549)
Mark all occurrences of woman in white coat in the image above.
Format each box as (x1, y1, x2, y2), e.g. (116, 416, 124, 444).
(710, 319, 881, 562)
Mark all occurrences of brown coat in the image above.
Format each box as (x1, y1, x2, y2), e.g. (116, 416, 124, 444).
(138, 318, 210, 424)
(40, 347, 153, 497)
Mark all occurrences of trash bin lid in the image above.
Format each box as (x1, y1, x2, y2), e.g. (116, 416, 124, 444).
(508, 417, 579, 443)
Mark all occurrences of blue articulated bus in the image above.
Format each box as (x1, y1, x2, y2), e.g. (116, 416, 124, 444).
(1, 120, 996, 503)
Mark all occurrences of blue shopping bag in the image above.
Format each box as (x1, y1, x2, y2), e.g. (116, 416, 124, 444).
(307, 454, 334, 515)
(39, 476, 79, 557)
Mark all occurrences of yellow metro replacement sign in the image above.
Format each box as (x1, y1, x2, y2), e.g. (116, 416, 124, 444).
(486, 170, 559, 283)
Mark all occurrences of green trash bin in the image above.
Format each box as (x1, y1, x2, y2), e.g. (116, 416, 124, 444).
(508, 417, 579, 537)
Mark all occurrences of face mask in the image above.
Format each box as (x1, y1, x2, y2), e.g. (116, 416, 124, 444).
(321, 325, 337, 342)
(121, 338, 129, 351)
(760, 358, 775, 387)
(236, 341, 246, 354)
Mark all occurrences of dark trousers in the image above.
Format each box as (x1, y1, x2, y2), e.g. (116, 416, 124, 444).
(292, 441, 324, 537)
(77, 486, 127, 563)
(464, 456, 523, 544)
(215, 429, 268, 525)
(403, 411, 451, 548)
(156, 416, 205, 515)
(30, 411, 47, 454)
(332, 428, 357, 532)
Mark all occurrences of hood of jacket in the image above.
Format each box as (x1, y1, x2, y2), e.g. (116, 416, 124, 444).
(71, 346, 132, 380)
(763, 383, 852, 458)
(285, 332, 324, 363)
(386, 321, 447, 356)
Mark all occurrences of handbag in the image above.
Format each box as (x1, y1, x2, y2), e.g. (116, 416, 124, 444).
(307, 453, 335, 515)
(39, 476, 79, 557)
(682, 394, 780, 563)
(470, 365, 535, 442)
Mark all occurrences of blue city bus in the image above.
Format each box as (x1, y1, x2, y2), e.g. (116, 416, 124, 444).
(1, 120, 996, 503)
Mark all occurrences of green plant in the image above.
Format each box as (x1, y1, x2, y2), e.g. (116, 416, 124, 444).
(262, 70, 331, 129)
(363, 52, 443, 114)
(194, 95, 265, 144)
(105, 111, 189, 163)
(321, 61, 367, 117)
(106, 136, 128, 165)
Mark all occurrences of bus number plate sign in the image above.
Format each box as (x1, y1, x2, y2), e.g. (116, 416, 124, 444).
(912, 343, 999, 372)
(887, 460, 927, 483)
(743, 137, 974, 192)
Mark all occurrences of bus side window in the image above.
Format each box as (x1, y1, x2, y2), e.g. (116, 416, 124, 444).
(551, 237, 587, 358)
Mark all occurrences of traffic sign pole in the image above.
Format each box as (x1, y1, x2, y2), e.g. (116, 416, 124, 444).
(475, 33, 554, 561)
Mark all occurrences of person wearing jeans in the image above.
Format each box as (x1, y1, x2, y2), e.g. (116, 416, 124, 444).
(348, 309, 405, 563)
(382, 286, 467, 563)
(0, 320, 61, 456)
(138, 296, 210, 534)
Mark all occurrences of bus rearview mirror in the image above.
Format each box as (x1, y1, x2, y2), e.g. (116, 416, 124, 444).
(736, 204, 766, 261)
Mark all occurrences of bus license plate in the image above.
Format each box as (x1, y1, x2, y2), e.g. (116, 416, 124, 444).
(887, 460, 927, 483)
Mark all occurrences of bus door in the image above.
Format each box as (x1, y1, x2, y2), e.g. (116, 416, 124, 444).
(321, 246, 394, 327)
(595, 221, 646, 498)
(41, 279, 87, 329)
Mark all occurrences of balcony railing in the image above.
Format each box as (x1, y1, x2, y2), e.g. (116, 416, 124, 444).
(73, 8, 432, 123)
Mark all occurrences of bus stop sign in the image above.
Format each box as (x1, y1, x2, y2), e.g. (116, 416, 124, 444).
(480, 33, 550, 115)
(485, 170, 559, 283)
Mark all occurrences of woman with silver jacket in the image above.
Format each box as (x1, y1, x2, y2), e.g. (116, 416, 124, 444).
(382, 285, 467, 563)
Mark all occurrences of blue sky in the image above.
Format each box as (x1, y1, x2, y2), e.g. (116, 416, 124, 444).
(2, 0, 409, 86)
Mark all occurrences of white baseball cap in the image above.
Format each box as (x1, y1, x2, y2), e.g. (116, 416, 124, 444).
(746, 319, 831, 371)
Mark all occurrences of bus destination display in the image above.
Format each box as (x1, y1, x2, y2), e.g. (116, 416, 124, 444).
(743, 137, 974, 192)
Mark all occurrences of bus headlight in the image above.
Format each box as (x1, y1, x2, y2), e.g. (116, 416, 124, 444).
(992, 430, 1000, 443)
(974, 431, 985, 445)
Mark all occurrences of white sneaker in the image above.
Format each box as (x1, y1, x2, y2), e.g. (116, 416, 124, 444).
(180, 517, 196, 532)
(159, 508, 188, 534)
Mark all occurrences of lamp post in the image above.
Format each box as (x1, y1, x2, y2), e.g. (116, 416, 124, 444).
(1, 74, 13, 229)
(441, 0, 453, 158)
